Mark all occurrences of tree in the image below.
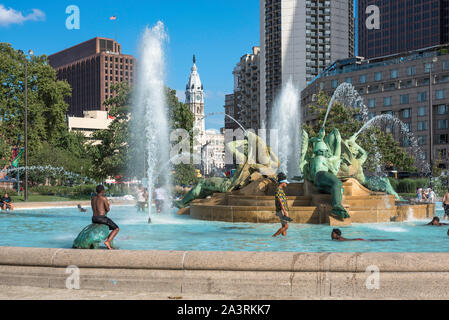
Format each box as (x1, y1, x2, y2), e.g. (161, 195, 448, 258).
(89, 83, 132, 180)
(0, 43, 91, 181)
(304, 91, 416, 173)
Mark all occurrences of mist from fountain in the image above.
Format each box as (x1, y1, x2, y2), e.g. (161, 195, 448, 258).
(132, 22, 171, 220)
(270, 79, 301, 177)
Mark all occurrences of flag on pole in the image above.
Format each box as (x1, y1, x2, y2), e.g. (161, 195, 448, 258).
(11, 148, 24, 168)
(110, 16, 117, 20)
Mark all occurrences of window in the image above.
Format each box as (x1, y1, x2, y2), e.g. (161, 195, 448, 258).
(438, 134, 448, 144)
(438, 119, 449, 129)
(437, 105, 448, 114)
(384, 97, 392, 106)
(418, 136, 427, 146)
(405, 80, 414, 88)
(360, 74, 367, 83)
(320, 82, 325, 90)
(331, 79, 338, 88)
(368, 112, 376, 119)
(418, 106, 428, 116)
(402, 137, 410, 147)
(407, 66, 416, 76)
(418, 121, 428, 131)
(437, 149, 448, 160)
(390, 69, 398, 79)
(368, 99, 376, 108)
(402, 109, 411, 118)
(424, 63, 433, 73)
(374, 72, 382, 81)
(418, 92, 427, 102)
(400, 94, 409, 104)
(436, 90, 445, 100)
(345, 77, 352, 84)
(443, 61, 449, 70)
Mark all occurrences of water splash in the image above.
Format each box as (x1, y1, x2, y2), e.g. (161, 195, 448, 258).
(323, 83, 369, 129)
(6, 166, 93, 184)
(354, 114, 430, 174)
(202, 112, 247, 133)
(269, 79, 301, 177)
(133, 22, 171, 220)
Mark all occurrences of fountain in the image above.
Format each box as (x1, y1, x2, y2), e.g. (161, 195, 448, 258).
(178, 83, 435, 225)
(269, 79, 301, 177)
(132, 22, 172, 221)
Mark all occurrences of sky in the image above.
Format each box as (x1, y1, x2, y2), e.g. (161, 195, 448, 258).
(0, 0, 260, 130)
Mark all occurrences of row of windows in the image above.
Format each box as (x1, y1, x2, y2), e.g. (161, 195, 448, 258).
(106, 56, 133, 64)
(367, 96, 449, 108)
(325, 61, 449, 88)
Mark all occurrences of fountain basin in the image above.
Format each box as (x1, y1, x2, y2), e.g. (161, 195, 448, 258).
(189, 178, 435, 225)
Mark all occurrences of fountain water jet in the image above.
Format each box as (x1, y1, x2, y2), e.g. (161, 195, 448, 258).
(133, 22, 172, 221)
(270, 79, 301, 177)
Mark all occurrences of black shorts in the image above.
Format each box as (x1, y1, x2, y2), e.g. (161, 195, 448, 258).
(444, 204, 449, 215)
(276, 211, 288, 226)
(92, 216, 119, 231)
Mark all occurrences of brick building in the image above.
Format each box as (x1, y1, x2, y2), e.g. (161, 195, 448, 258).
(48, 37, 136, 116)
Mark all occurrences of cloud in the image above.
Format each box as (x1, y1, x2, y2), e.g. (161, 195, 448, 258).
(0, 5, 46, 27)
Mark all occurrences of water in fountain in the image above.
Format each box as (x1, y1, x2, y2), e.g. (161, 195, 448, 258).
(322, 83, 369, 129)
(354, 113, 431, 174)
(6, 166, 93, 184)
(269, 79, 301, 177)
(132, 22, 171, 220)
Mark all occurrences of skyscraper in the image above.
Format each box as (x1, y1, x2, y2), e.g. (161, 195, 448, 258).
(260, 0, 354, 127)
(358, 0, 449, 60)
(48, 37, 136, 117)
(232, 46, 261, 130)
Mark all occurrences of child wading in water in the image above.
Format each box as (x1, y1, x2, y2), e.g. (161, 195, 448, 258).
(272, 172, 293, 237)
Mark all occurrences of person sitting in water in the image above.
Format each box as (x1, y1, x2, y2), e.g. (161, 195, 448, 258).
(331, 229, 365, 241)
(427, 217, 449, 226)
(91, 185, 119, 250)
(2, 193, 13, 211)
(77, 204, 88, 213)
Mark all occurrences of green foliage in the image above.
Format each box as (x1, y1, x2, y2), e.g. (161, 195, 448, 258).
(304, 91, 416, 173)
(392, 178, 430, 193)
(29, 184, 96, 197)
(89, 83, 132, 180)
(0, 43, 93, 183)
(173, 163, 199, 186)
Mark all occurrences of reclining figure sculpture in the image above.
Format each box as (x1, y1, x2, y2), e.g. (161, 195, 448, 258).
(174, 131, 280, 208)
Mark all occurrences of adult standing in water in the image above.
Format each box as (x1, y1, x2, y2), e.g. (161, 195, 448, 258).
(443, 189, 449, 220)
(272, 172, 293, 238)
(91, 185, 119, 250)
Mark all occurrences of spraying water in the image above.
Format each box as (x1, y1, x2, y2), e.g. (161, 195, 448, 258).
(133, 22, 171, 221)
(322, 83, 368, 129)
(270, 79, 301, 177)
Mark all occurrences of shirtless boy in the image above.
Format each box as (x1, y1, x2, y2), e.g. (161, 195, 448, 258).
(91, 185, 119, 250)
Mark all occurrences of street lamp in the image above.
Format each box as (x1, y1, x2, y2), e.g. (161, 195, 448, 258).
(429, 57, 438, 184)
(18, 49, 33, 201)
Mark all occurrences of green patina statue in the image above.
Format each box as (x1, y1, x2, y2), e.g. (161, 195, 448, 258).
(175, 131, 280, 208)
(339, 135, 401, 200)
(73, 224, 114, 250)
(301, 127, 401, 219)
(301, 128, 350, 220)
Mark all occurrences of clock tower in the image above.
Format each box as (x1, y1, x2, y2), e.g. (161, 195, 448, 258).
(186, 55, 205, 137)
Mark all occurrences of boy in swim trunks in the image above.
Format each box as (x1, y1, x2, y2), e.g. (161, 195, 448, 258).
(91, 185, 119, 250)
